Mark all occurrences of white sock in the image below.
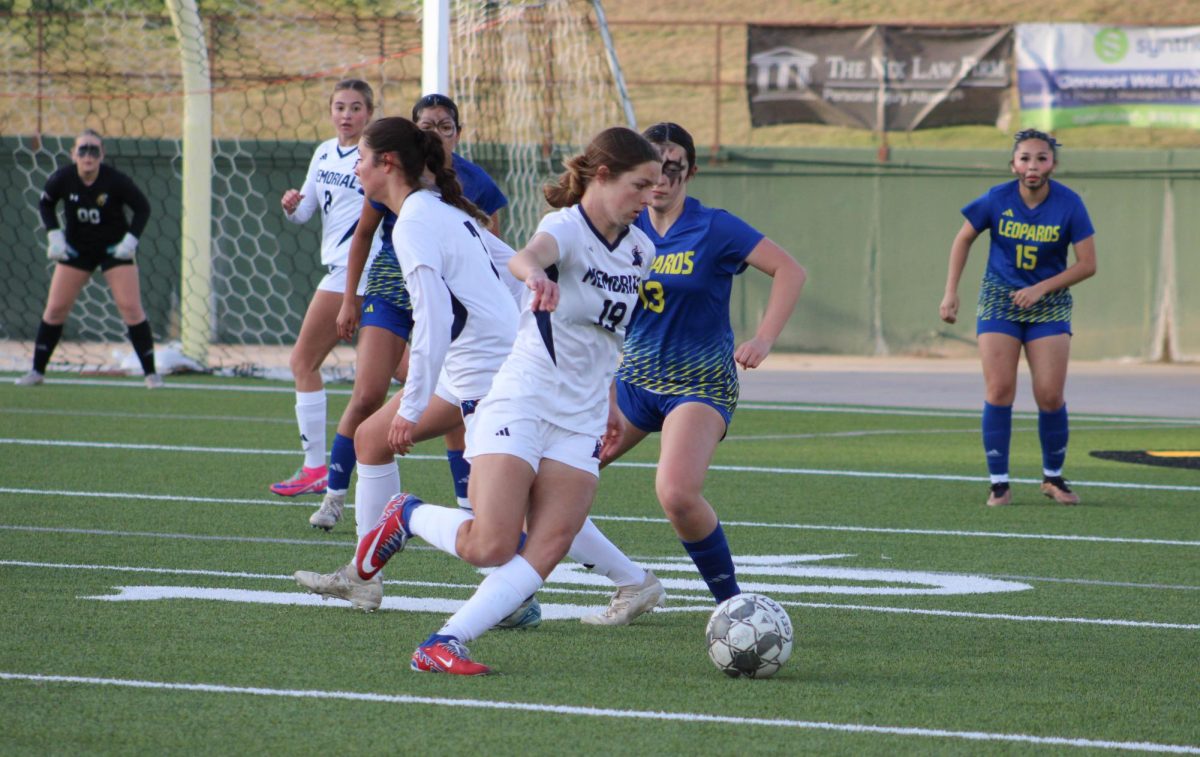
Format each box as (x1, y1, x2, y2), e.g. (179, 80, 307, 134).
(409, 504, 472, 558)
(440, 555, 543, 643)
(295, 390, 327, 469)
(568, 517, 646, 587)
(354, 462, 400, 541)
(456, 496, 472, 511)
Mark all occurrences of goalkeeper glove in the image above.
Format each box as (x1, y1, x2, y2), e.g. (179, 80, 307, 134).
(108, 232, 139, 261)
(46, 229, 75, 262)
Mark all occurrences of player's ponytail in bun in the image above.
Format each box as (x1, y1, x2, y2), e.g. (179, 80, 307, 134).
(544, 126, 659, 209)
(362, 117, 488, 225)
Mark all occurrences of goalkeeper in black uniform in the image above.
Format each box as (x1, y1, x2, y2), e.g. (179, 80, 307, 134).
(17, 129, 161, 388)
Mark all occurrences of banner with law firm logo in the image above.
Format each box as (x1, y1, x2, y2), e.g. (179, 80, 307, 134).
(746, 25, 1012, 131)
(1018, 24, 1200, 129)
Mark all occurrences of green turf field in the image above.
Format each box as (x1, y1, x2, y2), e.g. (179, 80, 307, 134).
(1, 376, 1197, 754)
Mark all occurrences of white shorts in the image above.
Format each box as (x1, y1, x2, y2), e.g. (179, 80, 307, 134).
(466, 395, 602, 477)
(317, 264, 368, 296)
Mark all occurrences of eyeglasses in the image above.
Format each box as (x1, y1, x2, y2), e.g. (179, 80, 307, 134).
(76, 144, 101, 157)
(417, 120, 457, 138)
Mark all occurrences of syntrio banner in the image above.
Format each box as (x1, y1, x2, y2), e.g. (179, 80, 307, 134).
(746, 25, 1012, 131)
(1018, 24, 1200, 129)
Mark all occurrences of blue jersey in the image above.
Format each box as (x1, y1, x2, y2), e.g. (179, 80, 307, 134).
(363, 199, 410, 310)
(617, 197, 764, 413)
(453, 154, 508, 217)
(963, 179, 1094, 323)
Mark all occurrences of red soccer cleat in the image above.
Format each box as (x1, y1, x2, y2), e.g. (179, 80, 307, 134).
(411, 638, 491, 676)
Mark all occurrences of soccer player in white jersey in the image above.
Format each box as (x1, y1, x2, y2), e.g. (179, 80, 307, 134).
(337, 127, 660, 675)
(270, 79, 382, 498)
(292, 117, 520, 610)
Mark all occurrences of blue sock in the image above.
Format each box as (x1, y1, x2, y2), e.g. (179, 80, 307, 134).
(328, 433, 356, 492)
(420, 632, 457, 647)
(1038, 404, 1069, 475)
(682, 523, 740, 603)
(982, 402, 1012, 481)
(446, 449, 470, 500)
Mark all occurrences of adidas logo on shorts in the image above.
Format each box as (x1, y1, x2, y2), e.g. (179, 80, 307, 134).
(495, 427, 511, 437)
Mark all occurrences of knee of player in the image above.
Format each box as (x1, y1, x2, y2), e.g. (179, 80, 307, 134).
(1034, 392, 1065, 412)
(352, 422, 390, 464)
(458, 535, 519, 568)
(655, 479, 704, 518)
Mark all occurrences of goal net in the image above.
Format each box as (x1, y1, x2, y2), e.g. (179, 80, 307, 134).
(0, 0, 627, 378)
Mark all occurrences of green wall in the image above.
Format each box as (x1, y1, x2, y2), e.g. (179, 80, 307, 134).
(3, 138, 1196, 361)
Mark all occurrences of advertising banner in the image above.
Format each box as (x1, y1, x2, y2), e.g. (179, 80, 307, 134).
(746, 25, 1012, 131)
(1018, 24, 1200, 129)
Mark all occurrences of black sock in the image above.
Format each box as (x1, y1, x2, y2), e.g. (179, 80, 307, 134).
(126, 319, 157, 375)
(32, 320, 64, 374)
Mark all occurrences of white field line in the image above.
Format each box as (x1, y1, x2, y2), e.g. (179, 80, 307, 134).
(2, 559, 1196, 630)
(6, 375, 1197, 424)
(1, 487, 1197, 547)
(725, 422, 1199, 441)
(0, 672, 1197, 753)
(2, 437, 1199, 494)
(1, 407, 295, 425)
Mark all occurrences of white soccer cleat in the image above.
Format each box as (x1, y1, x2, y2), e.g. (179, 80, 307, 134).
(14, 370, 44, 387)
(144, 373, 165, 389)
(581, 569, 666, 626)
(308, 492, 345, 531)
(293, 563, 382, 612)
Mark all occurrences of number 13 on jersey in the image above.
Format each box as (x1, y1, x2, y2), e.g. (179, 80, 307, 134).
(638, 280, 665, 313)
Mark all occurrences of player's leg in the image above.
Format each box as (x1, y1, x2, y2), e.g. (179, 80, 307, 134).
(102, 262, 159, 385)
(272, 288, 342, 496)
(656, 401, 738, 603)
(412, 456, 595, 675)
(1024, 327, 1078, 504)
(18, 263, 91, 384)
(977, 327, 1023, 506)
(311, 323, 407, 530)
(443, 425, 471, 509)
(569, 388, 664, 624)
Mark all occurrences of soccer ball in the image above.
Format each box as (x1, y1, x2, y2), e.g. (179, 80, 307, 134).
(705, 593, 793, 679)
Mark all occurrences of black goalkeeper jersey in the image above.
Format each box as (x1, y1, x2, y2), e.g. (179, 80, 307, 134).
(38, 163, 150, 253)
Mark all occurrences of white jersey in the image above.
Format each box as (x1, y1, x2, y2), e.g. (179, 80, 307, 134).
(392, 190, 519, 423)
(485, 205, 655, 436)
(285, 137, 382, 268)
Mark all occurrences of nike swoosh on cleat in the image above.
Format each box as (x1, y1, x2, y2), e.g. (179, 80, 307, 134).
(435, 655, 455, 668)
(361, 528, 386, 575)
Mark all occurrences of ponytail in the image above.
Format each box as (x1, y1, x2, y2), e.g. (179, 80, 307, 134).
(544, 127, 659, 209)
(420, 130, 490, 226)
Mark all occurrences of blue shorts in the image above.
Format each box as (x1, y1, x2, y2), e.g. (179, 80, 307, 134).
(977, 318, 1071, 343)
(360, 295, 413, 340)
(616, 379, 733, 434)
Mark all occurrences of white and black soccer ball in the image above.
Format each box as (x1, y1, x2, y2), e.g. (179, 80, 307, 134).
(705, 593, 793, 679)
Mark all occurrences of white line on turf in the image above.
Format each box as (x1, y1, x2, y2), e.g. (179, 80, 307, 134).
(2, 438, 1198, 493)
(1, 672, 1196, 753)
(2, 559, 1195, 629)
(1, 487, 1196, 546)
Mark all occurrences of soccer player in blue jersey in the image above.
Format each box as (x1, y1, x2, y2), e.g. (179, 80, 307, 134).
(940, 129, 1097, 506)
(567, 122, 807, 625)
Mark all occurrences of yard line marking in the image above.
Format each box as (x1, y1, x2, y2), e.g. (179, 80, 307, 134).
(725, 423, 1198, 442)
(10, 376, 1196, 423)
(4, 438, 1199, 494)
(1, 407, 294, 425)
(0, 525, 356, 548)
(738, 402, 1200, 425)
(2, 560, 1194, 630)
(2, 673, 1197, 753)
(1, 487, 1197, 547)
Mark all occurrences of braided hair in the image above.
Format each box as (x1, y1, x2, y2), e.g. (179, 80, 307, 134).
(1013, 128, 1060, 159)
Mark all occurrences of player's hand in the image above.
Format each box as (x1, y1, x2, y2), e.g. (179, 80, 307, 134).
(46, 229, 75, 262)
(525, 270, 558, 312)
(600, 403, 625, 464)
(281, 189, 304, 215)
(734, 336, 772, 370)
(336, 299, 360, 342)
(388, 414, 416, 456)
(108, 232, 138, 261)
(939, 293, 959, 324)
(1010, 285, 1045, 309)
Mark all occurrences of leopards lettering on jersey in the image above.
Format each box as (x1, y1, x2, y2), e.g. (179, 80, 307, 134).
(962, 179, 1094, 291)
(618, 196, 763, 414)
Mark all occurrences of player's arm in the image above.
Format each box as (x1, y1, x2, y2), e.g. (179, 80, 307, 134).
(509, 231, 560, 312)
(338, 197, 384, 341)
(391, 265, 452, 452)
(39, 173, 74, 261)
(282, 153, 320, 224)
(1010, 235, 1097, 309)
(940, 220, 981, 324)
(737, 238, 806, 370)
(107, 173, 151, 260)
